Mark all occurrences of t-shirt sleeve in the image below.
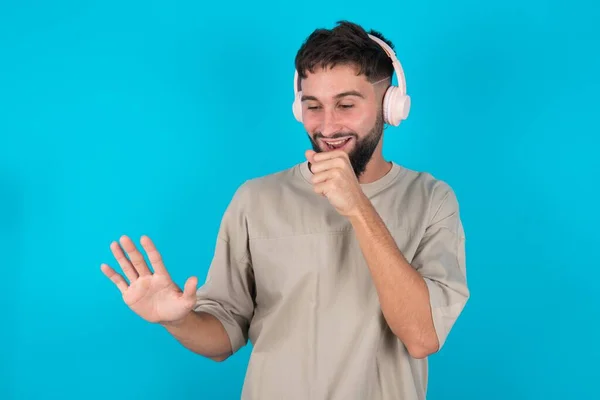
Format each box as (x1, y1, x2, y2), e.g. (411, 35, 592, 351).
(193, 182, 256, 355)
(412, 181, 470, 350)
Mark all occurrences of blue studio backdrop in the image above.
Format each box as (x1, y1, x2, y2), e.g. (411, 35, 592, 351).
(1, 1, 599, 399)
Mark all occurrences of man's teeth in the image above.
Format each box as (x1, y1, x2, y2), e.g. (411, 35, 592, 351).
(324, 138, 350, 148)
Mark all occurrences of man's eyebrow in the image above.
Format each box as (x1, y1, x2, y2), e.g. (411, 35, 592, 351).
(301, 90, 365, 102)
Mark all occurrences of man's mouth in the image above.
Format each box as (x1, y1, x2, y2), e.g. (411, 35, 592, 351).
(321, 137, 353, 151)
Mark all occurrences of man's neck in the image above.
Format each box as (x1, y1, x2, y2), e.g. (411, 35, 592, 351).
(357, 156, 393, 184)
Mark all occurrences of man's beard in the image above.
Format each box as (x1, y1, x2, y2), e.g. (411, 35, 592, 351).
(308, 113, 384, 178)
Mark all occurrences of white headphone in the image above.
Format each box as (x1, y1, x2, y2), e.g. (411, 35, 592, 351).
(292, 33, 411, 127)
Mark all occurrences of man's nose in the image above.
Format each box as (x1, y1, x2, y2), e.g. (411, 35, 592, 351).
(318, 108, 342, 137)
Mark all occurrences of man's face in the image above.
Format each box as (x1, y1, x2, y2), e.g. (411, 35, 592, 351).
(300, 64, 385, 177)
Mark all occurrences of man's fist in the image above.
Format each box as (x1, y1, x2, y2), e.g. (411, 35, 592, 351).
(306, 149, 369, 218)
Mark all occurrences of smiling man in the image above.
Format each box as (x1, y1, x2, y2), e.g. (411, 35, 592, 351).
(101, 20, 470, 400)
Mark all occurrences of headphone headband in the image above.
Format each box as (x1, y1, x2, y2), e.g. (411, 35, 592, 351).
(366, 34, 407, 95)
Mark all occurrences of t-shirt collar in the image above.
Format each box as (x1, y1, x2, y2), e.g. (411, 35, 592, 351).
(298, 160, 403, 198)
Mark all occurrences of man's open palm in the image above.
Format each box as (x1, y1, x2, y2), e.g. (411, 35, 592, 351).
(101, 235, 198, 324)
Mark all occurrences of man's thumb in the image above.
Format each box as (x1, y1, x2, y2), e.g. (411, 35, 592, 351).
(182, 276, 198, 299)
(305, 149, 316, 162)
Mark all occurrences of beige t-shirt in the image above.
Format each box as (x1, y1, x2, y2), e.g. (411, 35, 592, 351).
(194, 160, 469, 400)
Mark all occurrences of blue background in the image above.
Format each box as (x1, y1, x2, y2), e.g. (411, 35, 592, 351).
(1, 0, 599, 399)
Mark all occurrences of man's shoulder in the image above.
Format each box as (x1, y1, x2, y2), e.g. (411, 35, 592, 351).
(227, 162, 304, 205)
(246, 163, 301, 187)
(388, 163, 461, 221)
(394, 163, 457, 200)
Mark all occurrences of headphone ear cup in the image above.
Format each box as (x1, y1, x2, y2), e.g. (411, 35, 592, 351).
(383, 86, 411, 126)
(292, 91, 303, 122)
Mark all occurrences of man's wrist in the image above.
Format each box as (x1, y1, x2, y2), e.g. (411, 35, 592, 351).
(160, 311, 193, 329)
(348, 194, 375, 224)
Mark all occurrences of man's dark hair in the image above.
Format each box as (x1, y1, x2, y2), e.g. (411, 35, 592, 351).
(294, 20, 395, 86)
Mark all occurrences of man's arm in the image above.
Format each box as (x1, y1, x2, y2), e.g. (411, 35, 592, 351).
(101, 234, 240, 363)
(161, 311, 233, 362)
(101, 181, 255, 363)
(349, 200, 439, 359)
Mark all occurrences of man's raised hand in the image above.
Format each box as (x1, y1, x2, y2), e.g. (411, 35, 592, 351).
(100, 235, 198, 326)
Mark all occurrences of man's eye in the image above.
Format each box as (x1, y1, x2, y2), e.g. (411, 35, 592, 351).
(307, 106, 320, 110)
(340, 104, 354, 109)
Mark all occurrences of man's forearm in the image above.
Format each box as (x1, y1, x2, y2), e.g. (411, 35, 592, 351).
(349, 199, 439, 359)
(161, 311, 233, 361)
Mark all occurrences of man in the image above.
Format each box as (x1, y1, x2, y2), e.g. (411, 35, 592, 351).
(101, 20, 469, 399)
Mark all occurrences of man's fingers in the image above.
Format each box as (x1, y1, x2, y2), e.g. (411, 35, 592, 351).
(101, 263, 129, 294)
(311, 149, 350, 163)
(119, 235, 152, 276)
(110, 241, 139, 282)
(309, 157, 348, 174)
(140, 235, 169, 276)
(311, 169, 339, 185)
(312, 181, 332, 196)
